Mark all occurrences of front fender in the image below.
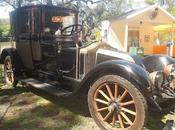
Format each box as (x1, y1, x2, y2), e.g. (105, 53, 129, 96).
(80, 60, 151, 96)
(143, 55, 175, 72)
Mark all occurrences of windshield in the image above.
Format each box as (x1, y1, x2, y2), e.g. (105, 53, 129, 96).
(44, 10, 76, 34)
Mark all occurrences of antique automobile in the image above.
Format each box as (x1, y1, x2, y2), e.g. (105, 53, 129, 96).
(0, 5, 175, 130)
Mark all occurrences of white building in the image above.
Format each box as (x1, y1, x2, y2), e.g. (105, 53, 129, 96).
(101, 5, 175, 56)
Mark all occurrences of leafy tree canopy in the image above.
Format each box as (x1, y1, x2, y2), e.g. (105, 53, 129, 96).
(0, 0, 133, 19)
(1, 0, 174, 27)
(145, 0, 175, 15)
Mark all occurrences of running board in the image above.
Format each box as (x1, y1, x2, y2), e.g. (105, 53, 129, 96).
(20, 78, 72, 97)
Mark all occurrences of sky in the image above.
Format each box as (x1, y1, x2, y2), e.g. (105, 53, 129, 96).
(0, 5, 14, 19)
(0, 0, 146, 19)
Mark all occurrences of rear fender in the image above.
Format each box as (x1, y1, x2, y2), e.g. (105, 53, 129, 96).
(0, 48, 13, 64)
(0, 48, 23, 75)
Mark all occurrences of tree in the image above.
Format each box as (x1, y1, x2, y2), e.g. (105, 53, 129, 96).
(0, 0, 133, 18)
(0, 0, 55, 8)
(145, 0, 175, 15)
(0, 0, 134, 27)
(92, 0, 133, 22)
(0, 28, 3, 37)
(0, 0, 18, 8)
(145, 0, 155, 5)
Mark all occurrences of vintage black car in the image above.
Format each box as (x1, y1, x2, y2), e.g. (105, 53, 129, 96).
(0, 5, 175, 130)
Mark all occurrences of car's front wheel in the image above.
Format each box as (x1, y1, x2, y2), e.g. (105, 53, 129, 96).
(88, 75, 147, 130)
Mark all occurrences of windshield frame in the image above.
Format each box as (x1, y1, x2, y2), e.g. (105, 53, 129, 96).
(42, 7, 78, 36)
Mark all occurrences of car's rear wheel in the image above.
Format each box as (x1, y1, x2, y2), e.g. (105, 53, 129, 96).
(88, 75, 147, 130)
(4, 56, 18, 87)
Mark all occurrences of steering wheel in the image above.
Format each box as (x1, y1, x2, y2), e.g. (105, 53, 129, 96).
(61, 24, 83, 36)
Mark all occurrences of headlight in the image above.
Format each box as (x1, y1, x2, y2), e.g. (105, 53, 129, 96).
(149, 71, 164, 89)
(164, 64, 175, 76)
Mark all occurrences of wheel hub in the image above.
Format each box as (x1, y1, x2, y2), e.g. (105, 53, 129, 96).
(108, 101, 121, 113)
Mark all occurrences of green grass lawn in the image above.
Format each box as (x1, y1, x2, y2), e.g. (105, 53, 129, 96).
(0, 73, 174, 130)
(0, 89, 98, 130)
(0, 24, 10, 36)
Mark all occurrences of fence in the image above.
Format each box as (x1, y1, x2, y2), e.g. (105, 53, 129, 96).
(0, 36, 11, 42)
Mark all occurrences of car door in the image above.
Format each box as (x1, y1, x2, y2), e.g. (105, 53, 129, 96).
(40, 7, 58, 61)
(15, 8, 34, 69)
(30, 7, 42, 62)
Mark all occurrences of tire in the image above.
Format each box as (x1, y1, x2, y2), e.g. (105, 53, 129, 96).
(88, 75, 147, 130)
(4, 56, 18, 87)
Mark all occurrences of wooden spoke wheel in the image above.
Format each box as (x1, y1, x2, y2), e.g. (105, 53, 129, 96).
(4, 56, 15, 86)
(88, 75, 147, 130)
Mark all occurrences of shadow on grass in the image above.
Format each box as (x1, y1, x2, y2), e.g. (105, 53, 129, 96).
(146, 100, 175, 130)
(0, 85, 174, 130)
(0, 104, 81, 130)
(0, 87, 30, 96)
(25, 86, 90, 117)
(146, 111, 166, 130)
(0, 86, 94, 130)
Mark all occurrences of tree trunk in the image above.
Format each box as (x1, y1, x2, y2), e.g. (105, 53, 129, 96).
(17, 0, 22, 8)
(47, 0, 53, 5)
